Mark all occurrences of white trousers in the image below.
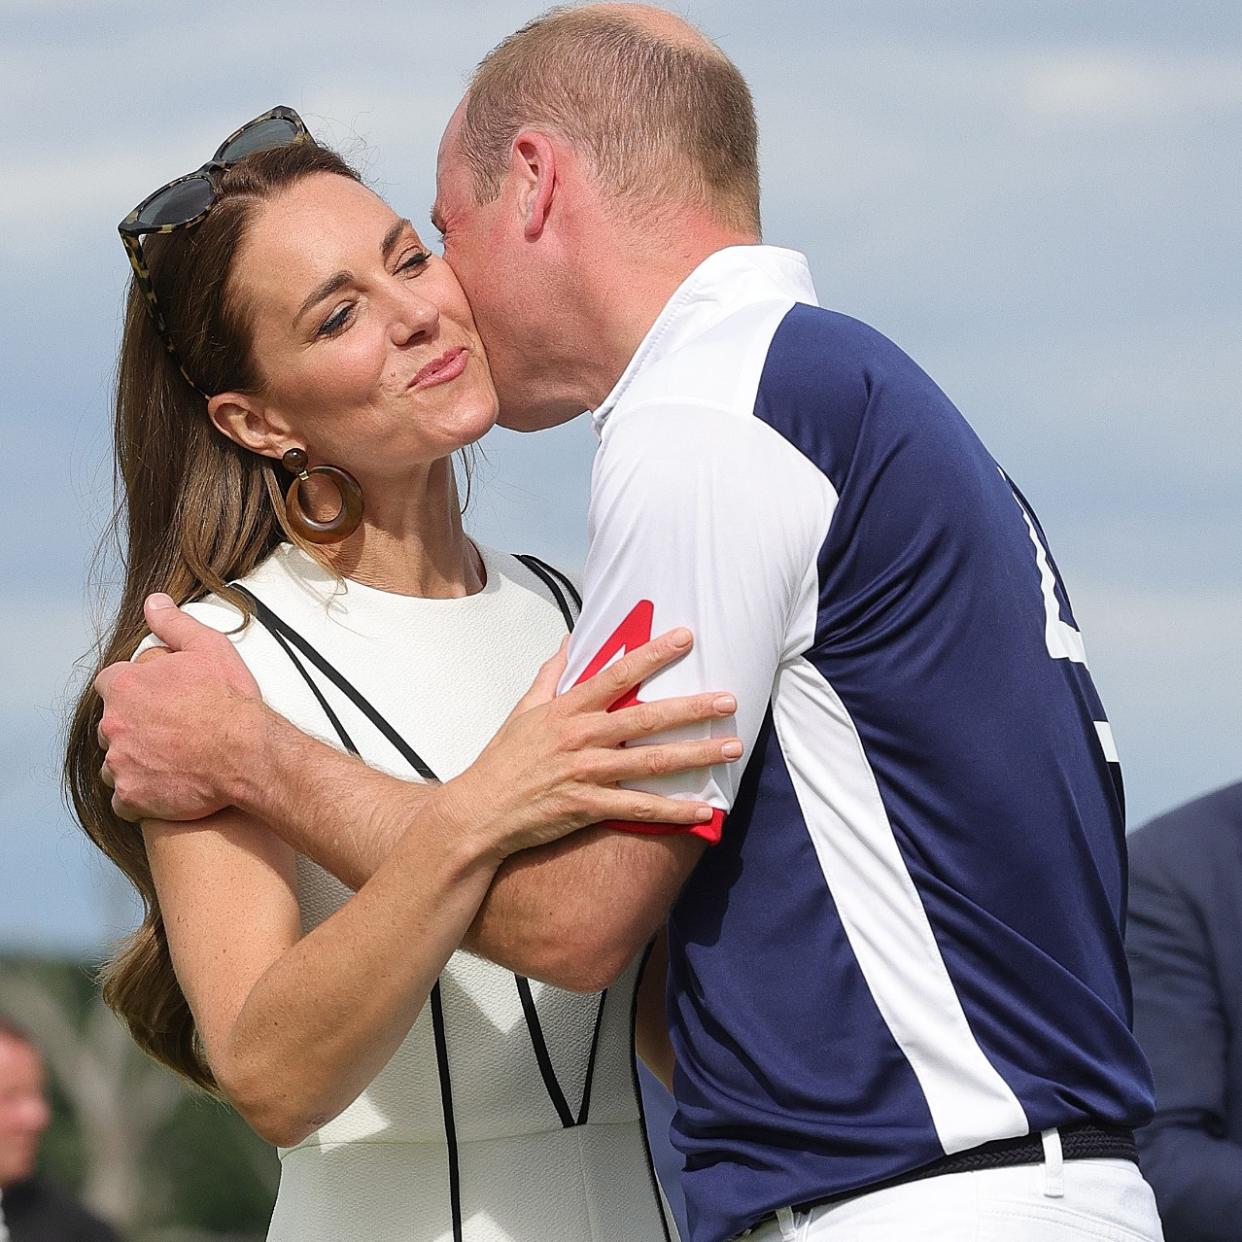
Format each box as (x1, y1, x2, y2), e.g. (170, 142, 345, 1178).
(745, 1137, 1163, 1242)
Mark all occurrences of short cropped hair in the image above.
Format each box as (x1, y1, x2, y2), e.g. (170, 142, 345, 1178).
(460, 4, 760, 235)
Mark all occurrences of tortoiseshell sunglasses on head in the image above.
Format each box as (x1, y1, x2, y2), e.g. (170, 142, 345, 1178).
(117, 106, 310, 395)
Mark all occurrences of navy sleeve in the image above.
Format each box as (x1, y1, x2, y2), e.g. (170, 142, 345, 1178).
(1126, 828, 1242, 1240)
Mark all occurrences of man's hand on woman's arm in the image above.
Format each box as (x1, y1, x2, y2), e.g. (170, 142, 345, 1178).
(95, 594, 738, 895)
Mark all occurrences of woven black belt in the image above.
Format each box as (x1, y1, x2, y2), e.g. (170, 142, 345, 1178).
(792, 1121, 1137, 1214)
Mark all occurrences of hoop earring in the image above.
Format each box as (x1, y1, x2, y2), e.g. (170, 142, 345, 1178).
(281, 448, 364, 545)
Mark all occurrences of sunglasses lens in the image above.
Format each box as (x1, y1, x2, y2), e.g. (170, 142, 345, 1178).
(219, 116, 302, 162)
(136, 175, 215, 228)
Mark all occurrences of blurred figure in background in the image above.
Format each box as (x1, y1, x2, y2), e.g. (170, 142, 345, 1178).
(0, 1017, 118, 1242)
(1127, 781, 1242, 1241)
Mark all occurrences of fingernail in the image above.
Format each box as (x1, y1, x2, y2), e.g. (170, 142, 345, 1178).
(722, 739, 743, 759)
(148, 593, 174, 610)
(671, 628, 692, 649)
(696, 806, 714, 821)
(714, 694, 736, 714)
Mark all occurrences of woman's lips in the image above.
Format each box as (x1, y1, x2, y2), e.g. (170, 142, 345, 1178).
(410, 346, 468, 389)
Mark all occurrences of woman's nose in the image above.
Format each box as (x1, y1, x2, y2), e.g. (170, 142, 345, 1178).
(390, 290, 439, 345)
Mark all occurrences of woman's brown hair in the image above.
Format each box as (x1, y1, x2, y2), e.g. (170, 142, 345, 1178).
(64, 140, 367, 1090)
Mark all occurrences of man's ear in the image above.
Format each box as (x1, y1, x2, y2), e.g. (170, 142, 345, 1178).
(207, 391, 293, 461)
(511, 130, 558, 240)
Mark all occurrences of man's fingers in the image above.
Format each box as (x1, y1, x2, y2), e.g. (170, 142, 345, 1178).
(99, 760, 115, 790)
(94, 662, 123, 700)
(143, 595, 220, 652)
(134, 645, 170, 665)
(597, 691, 737, 746)
(568, 628, 694, 711)
(589, 737, 742, 785)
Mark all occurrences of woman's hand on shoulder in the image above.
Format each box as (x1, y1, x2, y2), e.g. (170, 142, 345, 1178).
(442, 628, 741, 859)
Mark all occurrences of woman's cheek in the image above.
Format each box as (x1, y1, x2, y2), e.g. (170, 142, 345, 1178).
(319, 333, 387, 405)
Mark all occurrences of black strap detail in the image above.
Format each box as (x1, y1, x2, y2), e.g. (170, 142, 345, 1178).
(514, 553, 579, 630)
(539, 557, 582, 614)
(260, 621, 361, 757)
(234, 584, 462, 1239)
(515, 977, 576, 1129)
(576, 990, 608, 1126)
(631, 940, 674, 1242)
(513, 978, 610, 1129)
(232, 585, 437, 780)
(510, 557, 613, 1133)
(430, 982, 465, 1242)
(515, 553, 582, 616)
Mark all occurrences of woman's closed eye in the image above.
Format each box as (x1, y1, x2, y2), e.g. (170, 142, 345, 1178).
(317, 302, 354, 337)
(397, 249, 431, 275)
(315, 252, 430, 337)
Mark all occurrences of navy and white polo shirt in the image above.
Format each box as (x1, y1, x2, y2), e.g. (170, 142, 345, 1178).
(557, 245, 1155, 1242)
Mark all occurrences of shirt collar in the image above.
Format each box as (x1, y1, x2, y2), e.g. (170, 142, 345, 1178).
(591, 245, 817, 434)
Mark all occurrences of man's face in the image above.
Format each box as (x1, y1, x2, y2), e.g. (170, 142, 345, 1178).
(433, 101, 579, 431)
(0, 1036, 50, 1188)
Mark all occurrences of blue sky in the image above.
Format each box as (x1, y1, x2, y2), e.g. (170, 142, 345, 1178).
(1, 0, 1239, 954)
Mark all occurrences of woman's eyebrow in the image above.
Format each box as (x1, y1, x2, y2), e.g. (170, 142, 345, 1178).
(292, 220, 416, 327)
(382, 217, 413, 260)
(294, 272, 352, 327)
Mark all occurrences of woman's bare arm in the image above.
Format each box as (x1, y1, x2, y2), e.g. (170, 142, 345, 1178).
(100, 608, 737, 996)
(145, 795, 500, 1148)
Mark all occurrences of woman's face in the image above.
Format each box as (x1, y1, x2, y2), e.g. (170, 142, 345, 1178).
(227, 172, 499, 480)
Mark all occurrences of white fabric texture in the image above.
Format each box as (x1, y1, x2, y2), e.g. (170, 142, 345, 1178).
(141, 543, 674, 1242)
(744, 1158, 1164, 1242)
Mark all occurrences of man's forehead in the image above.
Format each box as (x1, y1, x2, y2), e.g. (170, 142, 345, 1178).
(433, 101, 471, 226)
(437, 98, 468, 176)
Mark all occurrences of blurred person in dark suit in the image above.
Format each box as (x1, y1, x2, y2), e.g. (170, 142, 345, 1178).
(1127, 781, 1242, 1241)
(0, 1017, 118, 1242)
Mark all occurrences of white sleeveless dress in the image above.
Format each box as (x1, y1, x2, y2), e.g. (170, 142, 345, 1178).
(164, 543, 677, 1242)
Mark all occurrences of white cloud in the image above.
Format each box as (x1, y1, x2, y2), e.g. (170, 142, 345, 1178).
(1022, 49, 1242, 124)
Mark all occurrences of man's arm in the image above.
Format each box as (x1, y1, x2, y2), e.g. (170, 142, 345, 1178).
(1126, 827, 1242, 1240)
(464, 827, 704, 992)
(99, 600, 737, 887)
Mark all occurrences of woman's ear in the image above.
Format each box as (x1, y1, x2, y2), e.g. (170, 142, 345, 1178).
(207, 392, 294, 461)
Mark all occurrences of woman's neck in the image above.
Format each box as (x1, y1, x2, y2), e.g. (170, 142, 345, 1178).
(310, 458, 483, 599)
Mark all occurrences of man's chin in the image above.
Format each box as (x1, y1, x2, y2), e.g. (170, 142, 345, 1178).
(497, 404, 587, 433)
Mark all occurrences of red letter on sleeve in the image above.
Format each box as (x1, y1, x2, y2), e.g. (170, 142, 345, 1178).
(574, 600, 723, 843)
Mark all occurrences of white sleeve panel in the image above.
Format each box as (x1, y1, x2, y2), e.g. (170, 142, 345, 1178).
(559, 400, 836, 819)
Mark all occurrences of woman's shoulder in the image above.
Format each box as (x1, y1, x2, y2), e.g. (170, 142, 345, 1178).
(131, 548, 306, 662)
(486, 547, 583, 617)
